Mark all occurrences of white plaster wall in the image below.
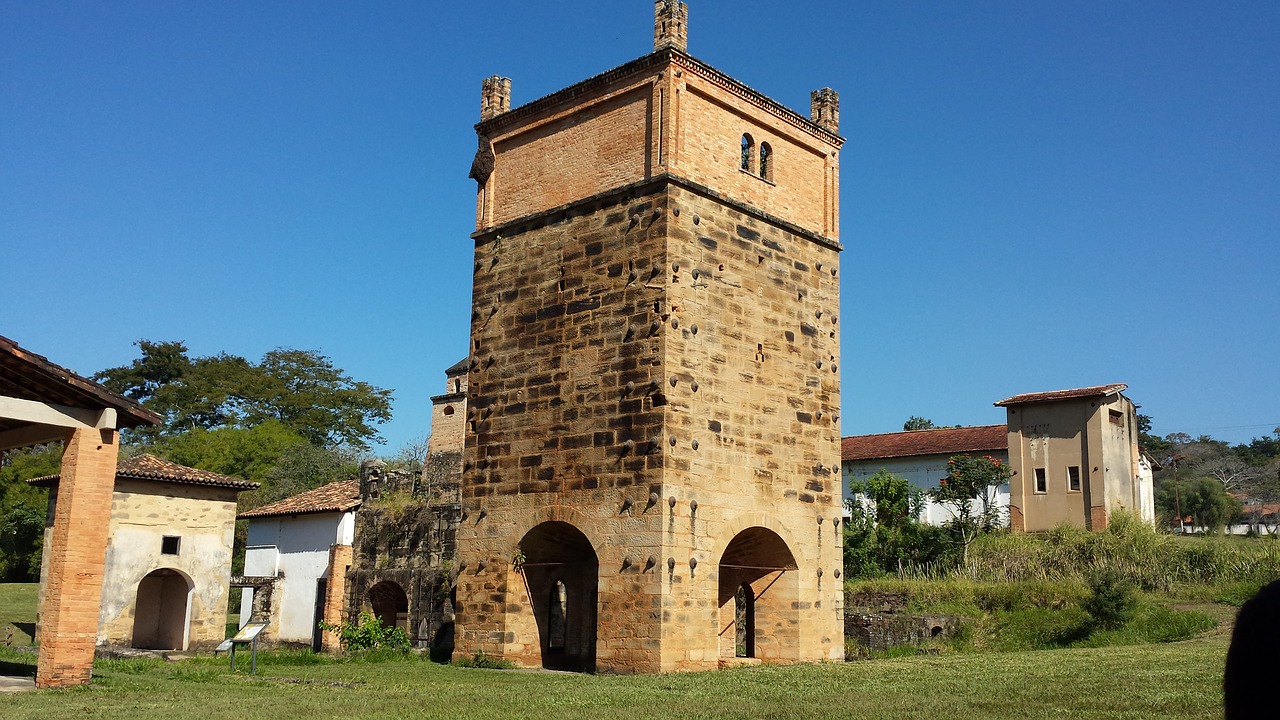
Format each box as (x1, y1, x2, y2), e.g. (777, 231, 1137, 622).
(842, 452, 1011, 526)
(1137, 455, 1156, 524)
(240, 511, 351, 644)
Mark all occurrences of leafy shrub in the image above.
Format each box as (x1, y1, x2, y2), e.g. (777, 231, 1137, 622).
(318, 611, 410, 652)
(1083, 569, 1138, 630)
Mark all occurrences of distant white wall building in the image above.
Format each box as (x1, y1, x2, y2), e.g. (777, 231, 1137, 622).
(841, 425, 1010, 526)
(239, 479, 360, 650)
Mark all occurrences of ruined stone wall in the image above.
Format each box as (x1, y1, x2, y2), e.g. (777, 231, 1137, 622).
(844, 589, 960, 653)
(344, 460, 460, 655)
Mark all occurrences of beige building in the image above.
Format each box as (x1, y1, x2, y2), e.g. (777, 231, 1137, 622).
(32, 454, 257, 652)
(454, 1, 844, 673)
(997, 384, 1155, 532)
(426, 358, 468, 457)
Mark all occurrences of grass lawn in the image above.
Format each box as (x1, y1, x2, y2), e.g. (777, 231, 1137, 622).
(0, 582, 37, 645)
(0, 578, 1232, 719)
(0, 635, 1226, 720)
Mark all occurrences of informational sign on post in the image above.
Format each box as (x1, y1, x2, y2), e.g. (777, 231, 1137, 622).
(227, 622, 267, 674)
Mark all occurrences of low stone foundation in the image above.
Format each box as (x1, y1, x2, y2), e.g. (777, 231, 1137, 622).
(844, 589, 961, 653)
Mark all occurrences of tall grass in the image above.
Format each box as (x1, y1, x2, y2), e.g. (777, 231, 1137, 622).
(963, 512, 1280, 591)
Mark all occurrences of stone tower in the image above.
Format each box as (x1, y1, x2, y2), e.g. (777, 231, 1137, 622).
(455, 1, 844, 672)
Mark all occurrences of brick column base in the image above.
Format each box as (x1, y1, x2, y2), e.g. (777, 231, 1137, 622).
(36, 428, 118, 689)
(321, 544, 353, 653)
(1008, 505, 1025, 533)
(1090, 505, 1109, 532)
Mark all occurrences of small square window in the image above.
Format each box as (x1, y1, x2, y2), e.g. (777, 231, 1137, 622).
(161, 536, 181, 555)
(1034, 468, 1047, 493)
(1108, 409, 1124, 426)
(1068, 466, 1081, 492)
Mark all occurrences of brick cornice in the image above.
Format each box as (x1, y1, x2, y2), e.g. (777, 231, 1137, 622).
(475, 48, 844, 149)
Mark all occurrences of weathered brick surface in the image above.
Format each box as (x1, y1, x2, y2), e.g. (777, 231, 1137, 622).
(320, 543, 352, 653)
(475, 51, 839, 241)
(36, 428, 118, 688)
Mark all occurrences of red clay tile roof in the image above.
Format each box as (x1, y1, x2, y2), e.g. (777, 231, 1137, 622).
(238, 479, 361, 519)
(842, 425, 1008, 462)
(994, 384, 1127, 407)
(28, 453, 258, 490)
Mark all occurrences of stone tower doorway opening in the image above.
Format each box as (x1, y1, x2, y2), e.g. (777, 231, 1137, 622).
(131, 568, 193, 651)
(517, 521, 598, 672)
(717, 528, 799, 661)
(368, 580, 409, 631)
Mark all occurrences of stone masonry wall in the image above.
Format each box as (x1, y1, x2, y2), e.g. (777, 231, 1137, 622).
(455, 176, 843, 672)
(456, 182, 671, 672)
(345, 460, 460, 655)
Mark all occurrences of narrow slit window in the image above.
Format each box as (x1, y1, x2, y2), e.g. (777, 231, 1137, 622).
(740, 133, 754, 171)
(548, 580, 568, 650)
(759, 142, 772, 179)
(1067, 466, 1081, 492)
(1034, 468, 1047, 493)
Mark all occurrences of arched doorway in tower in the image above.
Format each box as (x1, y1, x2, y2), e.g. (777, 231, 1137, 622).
(368, 580, 409, 631)
(718, 527, 799, 661)
(518, 521, 598, 671)
(131, 568, 193, 650)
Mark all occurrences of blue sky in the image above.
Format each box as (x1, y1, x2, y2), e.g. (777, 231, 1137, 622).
(3, 1, 1277, 453)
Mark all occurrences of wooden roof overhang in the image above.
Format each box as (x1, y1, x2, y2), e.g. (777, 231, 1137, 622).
(0, 335, 160, 451)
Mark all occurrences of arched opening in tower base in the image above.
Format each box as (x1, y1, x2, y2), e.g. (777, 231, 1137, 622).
(717, 527, 799, 662)
(518, 521, 598, 672)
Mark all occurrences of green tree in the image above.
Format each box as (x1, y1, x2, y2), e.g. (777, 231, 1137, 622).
(1136, 414, 1172, 460)
(152, 421, 312, 484)
(1158, 476, 1241, 534)
(930, 455, 1011, 563)
(903, 416, 937, 431)
(0, 445, 62, 581)
(95, 341, 393, 450)
(844, 471, 952, 577)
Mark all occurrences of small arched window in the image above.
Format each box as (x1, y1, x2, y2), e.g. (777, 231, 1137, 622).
(443, 405, 455, 416)
(740, 134, 755, 171)
(759, 142, 772, 180)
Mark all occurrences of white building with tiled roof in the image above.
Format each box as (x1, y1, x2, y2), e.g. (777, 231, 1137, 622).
(841, 425, 1010, 525)
(238, 479, 361, 649)
(30, 454, 258, 652)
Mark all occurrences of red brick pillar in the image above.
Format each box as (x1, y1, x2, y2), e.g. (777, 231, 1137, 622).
(1008, 505, 1025, 533)
(36, 427, 118, 689)
(320, 544, 353, 653)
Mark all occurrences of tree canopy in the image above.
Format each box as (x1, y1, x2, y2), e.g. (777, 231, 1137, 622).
(95, 340, 393, 451)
